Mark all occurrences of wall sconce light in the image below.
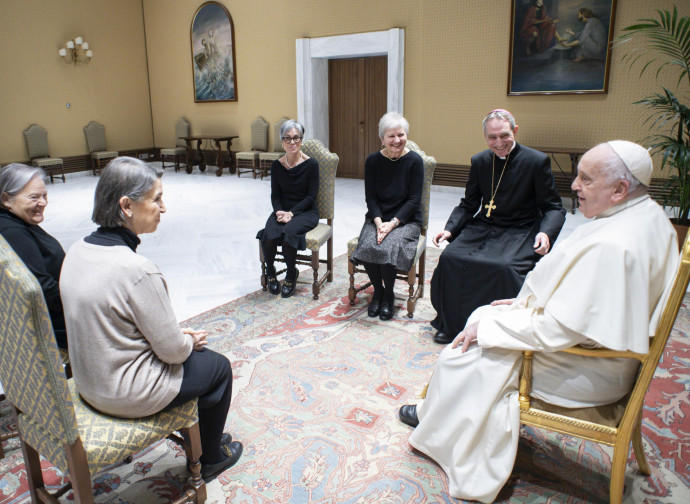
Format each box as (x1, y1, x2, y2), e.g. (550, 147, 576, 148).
(58, 36, 93, 64)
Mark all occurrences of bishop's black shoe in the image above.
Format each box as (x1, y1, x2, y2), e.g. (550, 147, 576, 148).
(398, 404, 419, 428)
(433, 331, 454, 345)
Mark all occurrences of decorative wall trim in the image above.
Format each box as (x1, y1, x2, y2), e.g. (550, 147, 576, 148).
(432, 163, 670, 204)
(6, 149, 158, 175)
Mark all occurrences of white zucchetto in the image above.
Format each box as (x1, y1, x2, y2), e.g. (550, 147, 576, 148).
(607, 140, 653, 186)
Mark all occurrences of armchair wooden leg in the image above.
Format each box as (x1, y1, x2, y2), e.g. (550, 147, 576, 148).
(327, 237, 333, 282)
(406, 265, 415, 318)
(259, 244, 267, 291)
(311, 250, 320, 299)
(180, 424, 206, 504)
(348, 259, 357, 306)
(609, 436, 630, 504)
(20, 435, 47, 503)
(64, 438, 95, 504)
(632, 412, 650, 475)
(418, 250, 426, 299)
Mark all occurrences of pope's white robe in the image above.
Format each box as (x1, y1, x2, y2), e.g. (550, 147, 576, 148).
(409, 195, 678, 503)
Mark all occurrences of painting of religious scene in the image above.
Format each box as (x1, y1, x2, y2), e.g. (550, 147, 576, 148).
(508, 0, 617, 95)
(191, 1, 237, 102)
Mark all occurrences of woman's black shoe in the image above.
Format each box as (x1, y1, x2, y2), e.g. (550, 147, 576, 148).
(267, 276, 280, 295)
(281, 270, 299, 298)
(368, 296, 382, 317)
(379, 301, 394, 321)
(201, 441, 243, 481)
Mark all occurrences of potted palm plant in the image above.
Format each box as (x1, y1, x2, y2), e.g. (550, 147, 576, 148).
(618, 6, 690, 227)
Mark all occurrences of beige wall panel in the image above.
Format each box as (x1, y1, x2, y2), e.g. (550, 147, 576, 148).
(2, 0, 687, 180)
(0, 0, 153, 163)
(144, 0, 686, 178)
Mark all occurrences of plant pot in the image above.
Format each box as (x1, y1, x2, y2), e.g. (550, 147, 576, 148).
(671, 220, 688, 251)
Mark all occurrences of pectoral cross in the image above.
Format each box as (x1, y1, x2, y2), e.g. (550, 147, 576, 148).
(485, 198, 496, 217)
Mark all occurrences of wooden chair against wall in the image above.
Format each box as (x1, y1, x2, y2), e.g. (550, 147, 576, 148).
(161, 117, 190, 171)
(0, 392, 19, 459)
(257, 117, 288, 180)
(235, 116, 268, 178)
(0, 236, 206, 504)
(23, 124, 65, 183)
(347, 140, 437, 317)
(259, 139, 339, 299)
(518, 231, 690, 504)
(83, 121, 118, 175)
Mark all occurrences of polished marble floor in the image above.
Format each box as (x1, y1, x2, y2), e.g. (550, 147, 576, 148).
(40, 163, 584, 322)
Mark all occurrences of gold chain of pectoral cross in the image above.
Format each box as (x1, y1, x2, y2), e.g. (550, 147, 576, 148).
(485, 152, 511, 217)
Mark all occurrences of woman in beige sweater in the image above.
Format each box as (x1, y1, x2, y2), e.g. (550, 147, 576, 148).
(60, 157, 241, 481)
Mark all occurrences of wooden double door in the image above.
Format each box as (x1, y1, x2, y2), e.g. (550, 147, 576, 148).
(328, 56, 387, 179)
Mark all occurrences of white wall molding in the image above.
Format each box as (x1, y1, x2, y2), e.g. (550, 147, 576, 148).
(296, 28, 405, 146)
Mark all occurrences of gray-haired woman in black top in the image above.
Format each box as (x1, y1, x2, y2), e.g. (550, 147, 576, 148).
(351, 112, 424, 320)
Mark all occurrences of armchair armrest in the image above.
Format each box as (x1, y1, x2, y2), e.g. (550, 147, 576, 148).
(518, 345, 647, 411)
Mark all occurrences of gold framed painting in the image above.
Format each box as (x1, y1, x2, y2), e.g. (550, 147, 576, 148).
(191, 1, 238, 102)
(508, 0, 617, 95)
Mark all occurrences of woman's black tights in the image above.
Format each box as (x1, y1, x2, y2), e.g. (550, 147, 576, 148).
(263, 239, 298, 280)
(362, 261, 397, 304)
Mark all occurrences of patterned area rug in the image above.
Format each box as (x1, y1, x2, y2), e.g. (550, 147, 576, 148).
(0, 249, 688, 503)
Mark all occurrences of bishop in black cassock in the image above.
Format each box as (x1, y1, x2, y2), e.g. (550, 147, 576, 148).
(430, 110, 565, 344)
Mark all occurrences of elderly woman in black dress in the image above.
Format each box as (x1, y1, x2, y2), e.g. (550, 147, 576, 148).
(0, 164, 67, 349)
(257, 120, 319, 298)
(351, 112, 424, 320)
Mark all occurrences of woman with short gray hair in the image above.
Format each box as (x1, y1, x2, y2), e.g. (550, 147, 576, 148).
(350, 112, 424, 320)
(60, 156, 242, 481)
(257, 119, 319, 298)
(0, 163, 68, 349)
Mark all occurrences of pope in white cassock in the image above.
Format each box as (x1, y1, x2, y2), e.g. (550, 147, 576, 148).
(398, 140, 679, 503)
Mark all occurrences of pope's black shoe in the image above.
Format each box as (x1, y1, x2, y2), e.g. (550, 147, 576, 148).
(398, 404, 419, 428)
(267, 276, 280, 295)
(281, 270, 299, 298)
(433, 330, 454, 345)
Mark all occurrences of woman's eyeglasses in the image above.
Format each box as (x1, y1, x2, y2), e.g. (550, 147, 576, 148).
(282, 136, 303, 144)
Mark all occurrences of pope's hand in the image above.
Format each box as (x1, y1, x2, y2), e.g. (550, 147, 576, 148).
(452, 322, 479, 352)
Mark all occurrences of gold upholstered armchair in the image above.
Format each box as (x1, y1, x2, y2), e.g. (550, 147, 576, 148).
(517, 231, 690, 504)
(83, 121, 118, 175)
(23, 124, 66, 183)
(347, 140, 437, 317)
(236, 116, 269, 178)
(161, 117, 191, 172)
(259, 138, 339, 299)
(257, 116, 289, 180)
(0, 236, 206, 504)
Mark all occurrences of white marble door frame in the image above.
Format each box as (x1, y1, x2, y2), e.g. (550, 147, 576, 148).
(295, 28, 405, 147)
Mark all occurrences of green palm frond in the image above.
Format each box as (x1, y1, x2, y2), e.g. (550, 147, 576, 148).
(617, 6, 690, 89)
(618, 6, 690, 222)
